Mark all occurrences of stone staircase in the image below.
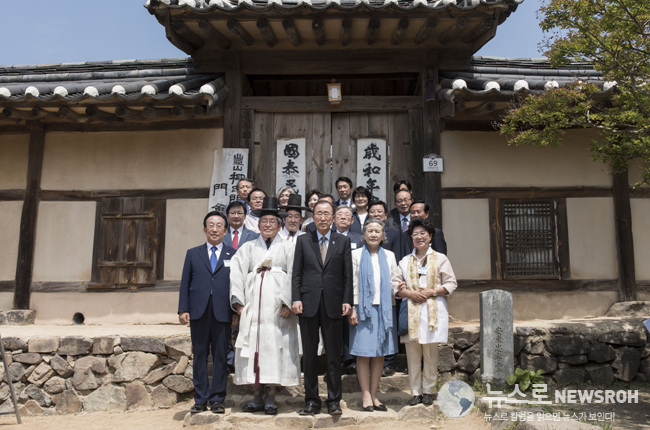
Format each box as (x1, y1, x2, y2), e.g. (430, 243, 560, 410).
(184, 372, 440, 427)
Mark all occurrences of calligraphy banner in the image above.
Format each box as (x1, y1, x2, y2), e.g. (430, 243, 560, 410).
(356, 138, 387, 202)
(276, 138, 306, 199)
(209, 148, 249, 213)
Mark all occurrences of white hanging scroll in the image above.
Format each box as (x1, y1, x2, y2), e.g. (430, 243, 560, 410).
(276, 138, 306, 199)
(356, 138, 387, 202)
(209, 148, 249, 213)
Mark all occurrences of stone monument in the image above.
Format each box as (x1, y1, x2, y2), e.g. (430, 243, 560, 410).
(480, 289, 514, 384)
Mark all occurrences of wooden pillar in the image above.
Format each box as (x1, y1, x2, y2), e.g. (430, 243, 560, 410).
(613, 170, 636, 301)
(421, 67, 442, 229)
(223, 53, 243, 151)
(14, 122, 45, 309)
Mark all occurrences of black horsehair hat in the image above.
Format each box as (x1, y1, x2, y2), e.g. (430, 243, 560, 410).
(251, 196, 288, 218)
(280, 194, 310, 213)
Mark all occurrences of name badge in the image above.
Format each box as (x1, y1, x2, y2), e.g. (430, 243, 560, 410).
(418, 267, 427, 275)
(351, 243, 357, 249)
(271, 266, 284, 273)
(224, 260, 231, 267)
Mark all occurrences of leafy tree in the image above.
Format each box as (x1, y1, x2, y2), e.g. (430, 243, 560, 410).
(500, 0, 650, 185)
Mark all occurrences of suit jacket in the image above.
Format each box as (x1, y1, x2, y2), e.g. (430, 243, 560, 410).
(332, 229, 363, 250)
(403, 227, 448, 255)
(390, 211, 410, 233)
(292, 231, 353, 319)
(178, 243, 235, 323)
(223, 227, 258, 251)
(383, 225, 409, 261)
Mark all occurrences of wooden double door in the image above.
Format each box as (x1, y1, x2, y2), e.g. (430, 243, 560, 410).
(248, 111, 422, 203)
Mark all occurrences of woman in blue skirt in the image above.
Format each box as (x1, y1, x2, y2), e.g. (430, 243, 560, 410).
(348, 219, 402, 412)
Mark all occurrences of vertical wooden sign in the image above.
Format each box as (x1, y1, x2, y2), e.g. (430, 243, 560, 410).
(209, 148, 249, 213)
(356, 138, 387, 202)
(276, 138, 306, 199)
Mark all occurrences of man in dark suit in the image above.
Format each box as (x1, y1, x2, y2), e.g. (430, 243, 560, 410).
(292, 201, 353, 416)
(223, 201, 259, 250)
(332, 205, 363, 250)
(390, 190, 414, 233)
(334, 176, 353, 208)
(178, 211, 235, 414)
(407, 200, 448, 255)
(388, 180, 412, 225)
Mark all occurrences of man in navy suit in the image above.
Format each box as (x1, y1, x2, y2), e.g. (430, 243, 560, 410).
(292, 201, 353, 416)
(333, 205, 363, 250)
(224, 201, 259, 250)
(178, 211, 235, 414)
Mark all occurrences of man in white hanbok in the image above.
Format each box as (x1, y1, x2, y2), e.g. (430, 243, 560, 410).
(230, 196, 301, 415)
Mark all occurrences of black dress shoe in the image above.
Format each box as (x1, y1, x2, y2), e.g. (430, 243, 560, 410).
(265, 404, 278, 415)
(242, 402, 264, 412)
(190, 403, 207, 413)
(382, 367, 395, 377)
(211, 402, 225, 414)
(408, 395, 422, 406)
(422, 394, 434, 406)
(374, 403, 388, 412)
(299, 403, 321, 415)
(327, 403, 343, 415)
(362, 405, 374, 412)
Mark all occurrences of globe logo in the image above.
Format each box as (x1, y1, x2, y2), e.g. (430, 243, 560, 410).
(437, 379, 475, 418)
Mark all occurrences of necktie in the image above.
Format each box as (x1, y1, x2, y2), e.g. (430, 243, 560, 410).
(320, 237, 327, 262)
(232, 230, 239, 249)
(402, 217, 409, 232)
(342, 201, 348, 206)
(210, 246, 217, 272)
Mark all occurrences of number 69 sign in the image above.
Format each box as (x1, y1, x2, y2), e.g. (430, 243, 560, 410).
(422, 153, 444, 172)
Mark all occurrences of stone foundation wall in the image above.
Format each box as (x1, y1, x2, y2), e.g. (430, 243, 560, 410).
(1, 318, 649, 415)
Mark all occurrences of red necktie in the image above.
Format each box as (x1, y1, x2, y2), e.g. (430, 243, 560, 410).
(233, 230, 239, 249)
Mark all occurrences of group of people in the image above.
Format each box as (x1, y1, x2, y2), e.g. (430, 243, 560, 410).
(177, 176, 457, 415)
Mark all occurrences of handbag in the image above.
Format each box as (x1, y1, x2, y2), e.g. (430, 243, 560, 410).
(398, 299, 409, 337)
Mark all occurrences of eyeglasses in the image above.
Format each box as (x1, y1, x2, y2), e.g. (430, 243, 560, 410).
(411, 231, 429, 238)
(259, 219, 278, 226)
(250, 196, 265, 202)
(396, 198, 412, 204)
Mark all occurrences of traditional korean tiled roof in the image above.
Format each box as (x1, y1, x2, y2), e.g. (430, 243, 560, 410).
(438, 56, 614, 101)
(146, 0, 522, 13)
(0, 58, 224, 106)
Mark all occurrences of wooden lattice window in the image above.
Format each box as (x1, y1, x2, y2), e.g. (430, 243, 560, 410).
(500, 200, 560, 279)
(91, 197, 164, 289)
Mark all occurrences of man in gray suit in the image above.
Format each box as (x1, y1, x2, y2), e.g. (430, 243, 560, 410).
(224, 201, 259, 251)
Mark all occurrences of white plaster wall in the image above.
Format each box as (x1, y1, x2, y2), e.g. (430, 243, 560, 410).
(631, 199, 650, 280)
(566, 198, 617, 279)
(0, 202, 22, 281)
(442, 199, 491, 279)
(440, 130, 611, 188)
(0, 293, 14, 312)
(31, 292, 178, 325)
(41, 128, 222, 190)
(164, 199, 211, 280)
(0, 133, 28, 189)
(32, 202, 96, 282)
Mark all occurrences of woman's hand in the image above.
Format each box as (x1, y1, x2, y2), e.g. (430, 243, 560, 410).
(280, 305, 291, 318)
(422, 288, 437, 298)
(234, 303, 243, 316)
(348, 308, 358, 326)
(409, 289, 428, 303)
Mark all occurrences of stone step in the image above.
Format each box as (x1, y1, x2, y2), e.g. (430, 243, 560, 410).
(184, 399, 438, 427)
(226, 371, 412, 396)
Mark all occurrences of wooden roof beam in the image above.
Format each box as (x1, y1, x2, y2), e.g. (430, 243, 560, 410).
(366, 18, 381, 45)
(58, 106, 88, 123)
(227, 19, 254, 46)
(341, 17, 352, 46)
(86, 106, 122, 123)
(282, 18, 302, 46)
(414, 18, 438, 45)
(115, 106, 144, 121)
(198, 20, 231, 50)
(391, 18, 410, 46)
(312, 17, 325, 46)
(171, 104, 196, 119)
(171, 20, 205, 50)
(464, 18, 495, 43)
(257, 17, 278, 47)
(439, 17, 467, 45)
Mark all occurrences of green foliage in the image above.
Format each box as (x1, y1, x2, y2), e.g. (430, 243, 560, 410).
(506, 368, 545, 392)
(500, 0, 650, 185)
